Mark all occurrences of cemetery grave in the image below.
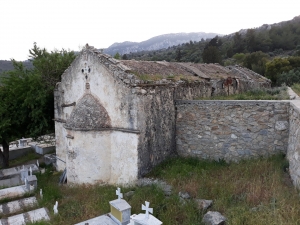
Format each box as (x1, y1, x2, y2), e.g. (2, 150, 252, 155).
(0, 150, 300, 225)
(0, 134, 56, 165)
(0, 162, 50, 224)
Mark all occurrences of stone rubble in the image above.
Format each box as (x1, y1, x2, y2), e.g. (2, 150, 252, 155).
(195, 199, 213, 210)
(202, 211, 227, 225)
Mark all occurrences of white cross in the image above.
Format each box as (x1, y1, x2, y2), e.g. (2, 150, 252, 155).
(53, 201, 58, 214)
(24, 178, 28, 187)
(116, 187, 123, 201)
(40, 189, 43, 199)
(37, 160, 39, 168)
(142, 201, 153, 219)
(30, 167, 32, 176)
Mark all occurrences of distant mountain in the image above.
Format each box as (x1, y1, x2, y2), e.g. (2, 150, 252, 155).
(0, 60, 33, 75)
(103, 32, 220, 56)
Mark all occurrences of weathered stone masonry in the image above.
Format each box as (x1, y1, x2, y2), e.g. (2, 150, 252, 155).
(287, 101, 300, 187)
(176, 100, 290, 162)
(175, 99, 300, 189)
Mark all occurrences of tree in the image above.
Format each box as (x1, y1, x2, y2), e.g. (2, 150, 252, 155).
(114, 52, 120, 59)
(265, 58, 292, 84)
(175, 48, 182, 62)
(277, 69, 300, 86)
(242, 51, 269, 75)
(233, 32, 245, 53)
(29, 43, 75, 87)
(202, 36, 222, 64)
(0, 44, 75, 168)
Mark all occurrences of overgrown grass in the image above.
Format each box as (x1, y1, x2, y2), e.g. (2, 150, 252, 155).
(12, 154, 300, 224)
(198, 86, 289, 100)
(292, 83, 300, 96)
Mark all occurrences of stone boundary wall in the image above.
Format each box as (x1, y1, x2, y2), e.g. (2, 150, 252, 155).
(176, 100, 290, 162)
(287, 101, 300, 187)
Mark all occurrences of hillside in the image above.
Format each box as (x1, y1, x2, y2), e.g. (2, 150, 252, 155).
(124, 16, 300, 62)
(0, 60, 33, 74)
(103, 32, 219, 56)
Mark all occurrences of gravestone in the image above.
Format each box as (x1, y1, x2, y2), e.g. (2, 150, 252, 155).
(129, 201, 162, 225)
(53, 201, 58, 214)
(5, 207, 50, 224)
(109, 187, 131, 225)
(75, 187, 131, 225)
(18, 138, 27, 147)
(0, 197, 37, 215)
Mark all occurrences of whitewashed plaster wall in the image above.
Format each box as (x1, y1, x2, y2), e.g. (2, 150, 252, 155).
(65, 130, 138, 185)
(110, 132, 139, 184)
(54, 122, 67, 170)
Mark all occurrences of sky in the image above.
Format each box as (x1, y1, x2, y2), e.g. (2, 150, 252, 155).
(1, 0, 299, 61)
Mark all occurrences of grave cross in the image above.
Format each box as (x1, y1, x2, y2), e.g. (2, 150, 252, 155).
(142, 201, 153, 219)
(37, 160, 39, 168)
(30, 167, 32, 176)
(40, 189, 43, 199)
(53, 201, 58, 214)
(116, 187, 123, 201)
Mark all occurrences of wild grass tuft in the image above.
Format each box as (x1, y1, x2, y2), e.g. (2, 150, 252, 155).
(198, 86, 289, 100)
(292, 83, 300, 96)
(9, 152, 41, 167)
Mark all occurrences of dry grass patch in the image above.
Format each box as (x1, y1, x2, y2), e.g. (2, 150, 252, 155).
(292, 83, 300, 96)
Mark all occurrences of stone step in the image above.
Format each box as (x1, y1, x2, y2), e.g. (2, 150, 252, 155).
(0, 197, 37, 216)
(0, 207, 50, 225)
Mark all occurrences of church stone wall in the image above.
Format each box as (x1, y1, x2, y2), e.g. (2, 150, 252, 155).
(135, 81, 211, 177)
(176, 100, 290, 162)
(287, 102, 300, 188)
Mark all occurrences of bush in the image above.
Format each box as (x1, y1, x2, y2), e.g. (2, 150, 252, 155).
(277, 69, 300, 86)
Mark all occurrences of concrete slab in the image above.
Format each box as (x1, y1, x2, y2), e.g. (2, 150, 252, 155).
(0, 185, 27, 201)
(0, 196, 37, 215)
(74, 214, 117, 225)
(6, 207, 50, 224)
(35, 144, 55, 155)
(0, 176, 22, 189)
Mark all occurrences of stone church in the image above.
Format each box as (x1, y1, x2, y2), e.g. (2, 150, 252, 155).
(54, 44, 270, 185)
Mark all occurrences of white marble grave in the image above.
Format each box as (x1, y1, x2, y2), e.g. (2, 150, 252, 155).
(129, 201, 162, 225)
(0, 164, 38, 180)
(1, 207, 50, 225)
(75, 188, 163, 225)
(75, 187, 131, 225)
(0, 196, 37, 215)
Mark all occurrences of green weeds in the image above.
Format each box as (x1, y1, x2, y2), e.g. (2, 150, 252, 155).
(292, 83, 300, 96)
(198, 87, 289, 100)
